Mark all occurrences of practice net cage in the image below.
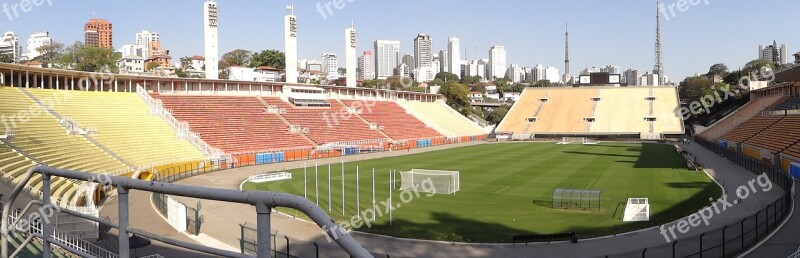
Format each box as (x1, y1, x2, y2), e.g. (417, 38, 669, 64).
(552, 188, 601, 210)
(399, 169, 460, 195)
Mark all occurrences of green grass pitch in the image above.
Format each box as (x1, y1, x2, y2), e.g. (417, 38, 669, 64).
(242, 142, 721, 243)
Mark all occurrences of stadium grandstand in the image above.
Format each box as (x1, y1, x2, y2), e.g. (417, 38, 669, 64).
(698, 77, 800, 173)
(496, 87, 685, 140)
(0, 57, 797, 258)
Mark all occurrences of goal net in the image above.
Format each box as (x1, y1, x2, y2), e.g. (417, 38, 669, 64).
(399, 169, 460, 195)
(623, 198, 650, 222)
(558, 137, 586, 145)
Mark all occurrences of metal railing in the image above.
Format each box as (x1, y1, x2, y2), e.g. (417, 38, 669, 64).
(788, 246, 800, 258)
(136, 85, 222, 160)
(0, 166, 372, 258)
(5, 200, 116, 258)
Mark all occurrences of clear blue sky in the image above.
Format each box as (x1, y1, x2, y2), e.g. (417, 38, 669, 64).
(2, 0, 798, 80)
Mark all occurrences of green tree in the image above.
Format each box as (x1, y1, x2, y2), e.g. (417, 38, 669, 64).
(34, 41, 65, 67)
(535, 80, 552, 87)
(510, 83, 526, 93)
(57, 42, 121, 72)
(220, 49, 253, 69)
(439, 81, 471, 115)
(494, 79, 510, 92)
(487, 104, 510, 124)
(175, 68, 188, 78)
(678, 76, 714, 103)
(434, 72, 459, 83)
(179, 56, 193, 70)
(460, 75, 481, 85)
(0, 54, 15, 63)
(707, 63, 729, 77)
(251, 50, 286, 69)
(219, 69, 230, 80)
(146, 62, 161, 71)
(743, 59, 776, 73)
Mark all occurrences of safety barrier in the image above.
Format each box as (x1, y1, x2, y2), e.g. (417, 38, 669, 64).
(1, 166, 372, 258)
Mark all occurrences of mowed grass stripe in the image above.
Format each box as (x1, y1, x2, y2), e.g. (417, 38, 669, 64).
(243, 142, 721, 242)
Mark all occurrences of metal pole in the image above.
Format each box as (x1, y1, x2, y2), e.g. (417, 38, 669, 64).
(389, 169, 392, 225)
(315, 163, 319, 206)
(41, 174, 52, 258)
(356, 166, 360, 217)
(284, 236, 290, 258)
(341, 161, 345, 216)
(256, 202, 271, 258)
(722, 226, 726, 257)
(328, 164, 332, 213)
(699, 233, 704, 258)
(304, 162, 307, 199)
(118, 187, 131, 258)
(372, 168, 376, 221)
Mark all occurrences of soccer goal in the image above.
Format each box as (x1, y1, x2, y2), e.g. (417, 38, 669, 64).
(557, 137, 586, 145)
(399, 169, 460, 195)
(623, 198, 650, 222)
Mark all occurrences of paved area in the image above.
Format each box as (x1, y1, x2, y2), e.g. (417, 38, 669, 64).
(746, 179, 799, 258)
(96, 141, 795, 257)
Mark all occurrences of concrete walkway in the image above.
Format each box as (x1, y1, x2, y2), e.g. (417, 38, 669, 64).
(746, 180, 799, 258)
(98, 141, 792, 257)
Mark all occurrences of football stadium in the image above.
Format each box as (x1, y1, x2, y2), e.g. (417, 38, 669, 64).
(0, 1, 799, 258)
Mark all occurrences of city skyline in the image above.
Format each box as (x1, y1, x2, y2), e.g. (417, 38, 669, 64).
(1, 0, 799, 80)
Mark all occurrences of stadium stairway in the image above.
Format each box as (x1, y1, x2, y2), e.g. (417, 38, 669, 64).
(257, 97, 319, 148)
(154, 94, 315, 154)
(339, 100, 442, 141)
(263, 97, 389, 144)
(18, 88, 137, 170)
(333, 99, 394, 141)
(27, 88, 206, 168)
(495, 88, 549, 133)
(0, 87, 130, 206)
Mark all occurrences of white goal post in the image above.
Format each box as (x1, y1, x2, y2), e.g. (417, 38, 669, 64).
(623, 198, 650, 222)
(557, 137, 600, 145)
(399, 169, 460, 195)
(558, 137, 586, 145)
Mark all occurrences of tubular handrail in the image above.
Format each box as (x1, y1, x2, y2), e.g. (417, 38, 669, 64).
(1, 166, 371, 258)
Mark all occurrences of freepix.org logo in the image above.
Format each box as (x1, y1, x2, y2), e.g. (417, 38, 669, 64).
(2, 0, 53, 22)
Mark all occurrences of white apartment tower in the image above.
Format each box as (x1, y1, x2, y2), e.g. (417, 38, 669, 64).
(374, 40, 400, 80)
(322, 53, 339, 79)
(24, 31, 51, 60)
(203, 1, 219, 79)
(488, 45, 506, 80)
(439, 49, 449, 75)
(414, 34, 432, 69)
(0, 31, 21, 63)
(357, 51, 373, 80)
(447, 37, 460, 77)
